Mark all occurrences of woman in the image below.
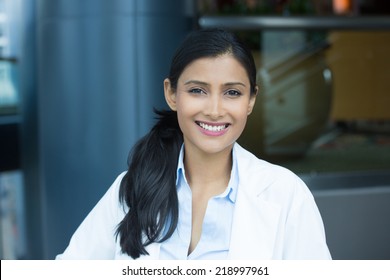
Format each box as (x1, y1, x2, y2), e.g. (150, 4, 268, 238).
(56, 29, 331, 260)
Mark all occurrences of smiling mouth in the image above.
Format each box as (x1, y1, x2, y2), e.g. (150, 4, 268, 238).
(195, 121, 230, 132)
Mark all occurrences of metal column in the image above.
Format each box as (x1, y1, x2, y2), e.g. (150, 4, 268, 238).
(21, 0, 190, 259)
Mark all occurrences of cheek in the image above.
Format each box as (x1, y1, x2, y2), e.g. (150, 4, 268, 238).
(176, 101, 193, 118)
(175, 100, 196, 131)
(228, 103, 250, 121)
(176, 94, 203, 116)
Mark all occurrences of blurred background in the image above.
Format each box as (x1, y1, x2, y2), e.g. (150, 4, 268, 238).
(0, 0, 389, 260)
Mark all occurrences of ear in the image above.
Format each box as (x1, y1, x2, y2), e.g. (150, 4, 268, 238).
(164, 78, 177, 111)
(247, 86, 258, 115)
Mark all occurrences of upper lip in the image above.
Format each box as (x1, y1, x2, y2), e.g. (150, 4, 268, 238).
(195, 120, 230, 126)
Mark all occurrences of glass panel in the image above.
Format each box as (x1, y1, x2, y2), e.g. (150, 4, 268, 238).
(240, 30, 332, 161)
(0, 170, 26, 259)
(238, 29, 390, 174)
(0, 0, 20, 115)
(0, 60, 19, 115)
(0, 0, 24, 260)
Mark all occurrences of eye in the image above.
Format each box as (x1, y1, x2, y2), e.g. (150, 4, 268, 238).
(189, 88, 206, 95)
(225, 89, 242, 97)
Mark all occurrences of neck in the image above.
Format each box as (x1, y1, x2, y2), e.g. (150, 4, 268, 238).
(183, 145, 233, 195)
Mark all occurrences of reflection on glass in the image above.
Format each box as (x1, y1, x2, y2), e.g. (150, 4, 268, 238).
(237, 29, 390, 175)
(239, 30, 332, 160)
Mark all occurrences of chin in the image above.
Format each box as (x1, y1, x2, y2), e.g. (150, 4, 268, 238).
(198, 142, 235, 155)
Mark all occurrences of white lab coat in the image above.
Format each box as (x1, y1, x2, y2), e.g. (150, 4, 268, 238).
(56, 143, 331, 260)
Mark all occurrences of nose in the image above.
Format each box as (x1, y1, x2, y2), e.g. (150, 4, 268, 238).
(205, 94, 224, 120)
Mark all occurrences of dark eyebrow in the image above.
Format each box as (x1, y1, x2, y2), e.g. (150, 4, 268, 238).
(224, 82, 246, 88)
(183, 80, 209, 86)
(184, 80, 246, 87)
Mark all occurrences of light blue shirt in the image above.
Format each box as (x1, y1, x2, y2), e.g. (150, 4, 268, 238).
(159, 145, 239, 259)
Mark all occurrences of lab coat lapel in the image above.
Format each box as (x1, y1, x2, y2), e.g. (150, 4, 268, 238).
(228, 143, 282, 259)
(137, 195, 282, 260)
(228, 186, 281, 259)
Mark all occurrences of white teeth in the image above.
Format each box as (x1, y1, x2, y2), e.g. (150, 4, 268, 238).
(198, 122, 227, 132)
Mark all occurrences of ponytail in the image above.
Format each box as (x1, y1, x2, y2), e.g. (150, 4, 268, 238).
(116, 109, 183, 259)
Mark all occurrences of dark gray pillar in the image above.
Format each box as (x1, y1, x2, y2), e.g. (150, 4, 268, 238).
(22, 0, 190, 259)
(19, 0, 41, 260)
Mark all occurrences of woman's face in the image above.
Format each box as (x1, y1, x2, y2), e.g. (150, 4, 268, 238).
(164, 54, 257, 157)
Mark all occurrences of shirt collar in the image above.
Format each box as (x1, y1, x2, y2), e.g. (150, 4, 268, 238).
(175, 144, 239, 203)
(175, 144, 186, 186)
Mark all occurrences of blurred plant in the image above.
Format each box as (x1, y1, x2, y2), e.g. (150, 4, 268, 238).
(284, 0, 316, 14)
(198, 0, 317, 15)
(197, 0, 329, 51)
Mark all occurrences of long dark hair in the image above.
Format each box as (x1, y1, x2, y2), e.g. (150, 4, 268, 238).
(116, 28, 258, 259)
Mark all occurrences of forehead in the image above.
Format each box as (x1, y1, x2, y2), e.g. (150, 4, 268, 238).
(178, 54, 250, 84)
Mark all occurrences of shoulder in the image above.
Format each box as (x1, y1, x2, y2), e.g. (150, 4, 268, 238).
(110, 171, 128, 209)
(102, 171, 127, 203)
(234, 143, 312, 200)
(89, 171, 128, 219)
(55, 172, 128, 259)
(87, 171, 128, 221)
